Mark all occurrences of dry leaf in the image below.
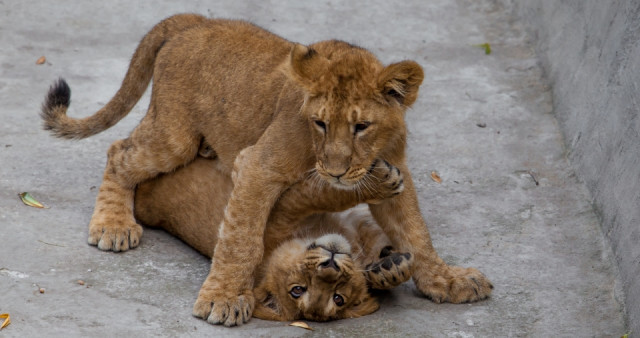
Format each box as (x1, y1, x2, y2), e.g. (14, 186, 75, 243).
(0, 313, 10, 330)
(430, 171, 442, 183)
(289, 321, 313, 330)
(19, 192, 48, 208)
(36, 56, 46, 65)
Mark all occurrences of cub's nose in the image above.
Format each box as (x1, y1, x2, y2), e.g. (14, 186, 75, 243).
(317, 255, 341, 283)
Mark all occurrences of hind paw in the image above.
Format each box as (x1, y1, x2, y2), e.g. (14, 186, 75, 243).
(365, 247, 413, 289)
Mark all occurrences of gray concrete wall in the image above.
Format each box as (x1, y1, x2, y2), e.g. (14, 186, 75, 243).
(510, 0, 640, 334)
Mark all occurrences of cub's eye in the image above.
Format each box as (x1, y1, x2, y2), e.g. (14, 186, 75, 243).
(354, 122, 370, 134)
(333, 294, 345, 306)
(290, 286, 306, 299)
(314, 120, 327, 131)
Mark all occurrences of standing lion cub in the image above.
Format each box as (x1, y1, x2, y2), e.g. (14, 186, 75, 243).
(41, 13, 492, 326)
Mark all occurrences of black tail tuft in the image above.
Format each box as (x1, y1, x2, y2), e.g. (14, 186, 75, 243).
(41, 78, 71, 132)
(46, 78, 71, 108)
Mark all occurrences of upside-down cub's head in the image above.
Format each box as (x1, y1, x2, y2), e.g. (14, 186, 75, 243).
(284, 41, 424, 189)
(253, 234, 378, 321)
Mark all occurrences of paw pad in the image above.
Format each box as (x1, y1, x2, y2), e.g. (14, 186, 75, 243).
(365, 250, 413, 290)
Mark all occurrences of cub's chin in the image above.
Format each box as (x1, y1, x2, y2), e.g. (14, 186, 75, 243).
(325, 179, 359, 190)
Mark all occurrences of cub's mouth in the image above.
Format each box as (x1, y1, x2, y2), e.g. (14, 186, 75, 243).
(307, 234, 351, 256)
(315, 160, 378, 189)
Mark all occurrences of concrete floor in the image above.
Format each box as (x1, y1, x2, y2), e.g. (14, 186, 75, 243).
(0, 0, 628, 337)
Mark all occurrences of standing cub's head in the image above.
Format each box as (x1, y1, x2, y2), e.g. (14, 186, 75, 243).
(284, 41, 424, 189)
(252, 234, 379, 321)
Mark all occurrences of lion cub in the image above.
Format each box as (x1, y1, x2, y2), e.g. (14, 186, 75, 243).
(135, 156, 413, 321)
(41, 13, 492, 326)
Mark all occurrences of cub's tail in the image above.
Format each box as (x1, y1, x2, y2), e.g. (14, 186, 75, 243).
(41, 13, 208, 139)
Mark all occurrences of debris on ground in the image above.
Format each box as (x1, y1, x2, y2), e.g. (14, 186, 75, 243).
(19, 192, 48, 209)
(289, 321, 313, 330)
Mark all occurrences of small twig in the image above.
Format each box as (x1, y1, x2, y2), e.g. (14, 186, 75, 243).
(515, 170, 539, 186)
(526, 170, 539, 186)
(38, 240, 66, 247)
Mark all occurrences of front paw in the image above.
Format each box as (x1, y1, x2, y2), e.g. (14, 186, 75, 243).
(193, 289, 255, 327)
(365, 247, 413, 289)
(366, 159, 404, 203)
(413, 265, 493, 303)
(88, 218, 143, 252)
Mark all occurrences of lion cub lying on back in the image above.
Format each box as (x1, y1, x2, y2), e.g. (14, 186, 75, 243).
(134, 154, 413, 321)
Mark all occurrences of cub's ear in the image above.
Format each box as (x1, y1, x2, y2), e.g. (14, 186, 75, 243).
(343, 294, 380, 319)
(252, 290, 289, 321)
(377, 60, 424, 107)
(283, 44, 330, 94)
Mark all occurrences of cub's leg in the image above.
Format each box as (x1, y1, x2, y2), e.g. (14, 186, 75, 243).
(89, 109, 200, 252)
(369, 162, 493, 303)
(262, 158, 405, 256)
(338, 208, 413, 290)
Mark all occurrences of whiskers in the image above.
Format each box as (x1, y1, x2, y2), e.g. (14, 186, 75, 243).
(305, 161, 392, 202)
(304, 167, 328, 193)
(349, 245, 367, 265)
(353, 161, 389, 202)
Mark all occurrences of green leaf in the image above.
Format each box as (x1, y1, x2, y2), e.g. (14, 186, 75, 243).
(19, 192, 48, 209)
(473, 43, 492, 55)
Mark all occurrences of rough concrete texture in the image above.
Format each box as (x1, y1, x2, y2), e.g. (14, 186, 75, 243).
(510, 1, 640, 335)
(0, 1, 628, 336)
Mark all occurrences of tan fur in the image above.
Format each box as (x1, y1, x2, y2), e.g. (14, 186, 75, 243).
(41, 14, 492, 326)
(135, 156, 411, 321)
